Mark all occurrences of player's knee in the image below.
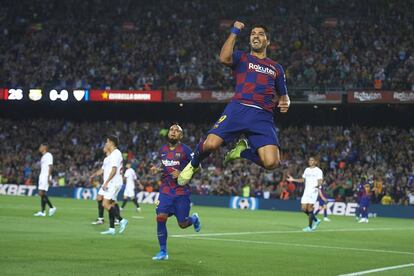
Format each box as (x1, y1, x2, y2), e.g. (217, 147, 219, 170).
(178, 222, 188, 229)
(263, 158, 280, 170)
(203, 137, 222, 152)
(156, 214, 168, 223)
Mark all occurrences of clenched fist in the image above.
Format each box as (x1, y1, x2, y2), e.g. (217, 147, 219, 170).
(234, 21, 245, 30)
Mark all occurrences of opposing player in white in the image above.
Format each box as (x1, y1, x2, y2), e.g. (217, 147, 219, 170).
(288, 157, 323, 232)
(89, 147, 110, 225)
(121, 163, 142, 212)
(34, 143, 57, 217)
(100, 135, 128, 235)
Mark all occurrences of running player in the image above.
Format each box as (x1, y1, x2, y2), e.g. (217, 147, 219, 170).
(121, 163, 142, 212)
(100, 135, 128, 235)
(314, 182, 330, 222)
(178, 21, 290, 185)
(34, 143, 57, 217)
(287, 157, 323, 232)
(150, 124, 201, 261)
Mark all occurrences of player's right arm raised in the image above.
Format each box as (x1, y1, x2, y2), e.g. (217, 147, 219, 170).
(219, 21, 245, 66)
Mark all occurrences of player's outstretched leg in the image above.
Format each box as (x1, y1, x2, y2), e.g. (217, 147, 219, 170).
(45, 195, 57, 216)
(192, 213, 201, 232)
(223, 139, 248, 165)
(153, 214, 169, 261)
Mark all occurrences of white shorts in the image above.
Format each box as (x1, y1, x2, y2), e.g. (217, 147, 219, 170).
(103, 182, 122, 201)
(301, 189, 319, 205)
(98, 186, 105, 196)
(38, 174, 49, 191)
(123, 186, 135, 198)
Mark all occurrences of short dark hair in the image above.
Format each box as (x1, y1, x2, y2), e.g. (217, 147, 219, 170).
(40, 142, 49, 148)
(251, 24, 270, 40)
(107, 135, 119, 147)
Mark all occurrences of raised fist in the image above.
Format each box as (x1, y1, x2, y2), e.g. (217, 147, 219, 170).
(234, 21, 245, 30)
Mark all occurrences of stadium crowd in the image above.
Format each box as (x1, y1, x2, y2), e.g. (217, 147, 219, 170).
(0, 0, 413, 93)
(0, 118, 413, 206)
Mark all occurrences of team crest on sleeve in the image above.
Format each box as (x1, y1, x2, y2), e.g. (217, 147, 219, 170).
(214, 115, 227, 128)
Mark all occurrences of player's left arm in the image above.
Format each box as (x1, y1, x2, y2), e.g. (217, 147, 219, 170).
(102, 167, 117, 190)
(275, 64, 290, 113)
(48, 164, 53, 184)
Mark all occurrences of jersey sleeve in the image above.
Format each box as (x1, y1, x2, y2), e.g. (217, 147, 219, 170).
(275, 63, 288, 96)
(302, 169, 306, 179)
(231, 50, 243, 69)
(109, 151, 121, 168)
(183, 145, 194, 164)
(318, 169, 323, 180)
(133, 171, 137, 180)
(124, 169, 130, 178)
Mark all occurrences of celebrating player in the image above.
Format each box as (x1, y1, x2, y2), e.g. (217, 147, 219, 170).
(100, 135, 128, 235)
(34, 143, 57, 217)
(287, 157, 323, 232)
(150, 124, 201, 261)
(178, 21, 290, 186)
(121, 163, 142, 212)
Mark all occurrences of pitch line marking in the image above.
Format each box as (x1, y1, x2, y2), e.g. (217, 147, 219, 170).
(131, 216, 144, 219)
(171, 227, 414, 238)
(337, 263, 414, 275)
(173, 236, 414, 256)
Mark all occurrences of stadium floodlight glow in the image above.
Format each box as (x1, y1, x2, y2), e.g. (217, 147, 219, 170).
(29, 89, 42, 101)
(49, 89, 69, 101)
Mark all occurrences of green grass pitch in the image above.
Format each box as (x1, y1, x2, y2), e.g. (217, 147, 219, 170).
(1, 195, 413, 276)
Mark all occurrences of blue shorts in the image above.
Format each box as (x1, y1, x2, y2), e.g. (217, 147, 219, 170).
(208, 102, 280, 150)
(156, 193, 191, 223)
(318, 199, 327, 206)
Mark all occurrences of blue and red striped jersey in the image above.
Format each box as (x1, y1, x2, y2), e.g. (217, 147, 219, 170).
(158, 143, 193, 196)
(231, 50, 287, 112)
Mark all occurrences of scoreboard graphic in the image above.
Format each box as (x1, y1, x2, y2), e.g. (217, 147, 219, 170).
(0, 88, 162, 103)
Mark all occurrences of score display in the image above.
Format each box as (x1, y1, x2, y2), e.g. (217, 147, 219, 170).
(0, 88, 162, 103)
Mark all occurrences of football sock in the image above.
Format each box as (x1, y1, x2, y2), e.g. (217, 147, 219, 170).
(98, 200, 104, 218)
(44, 195, 53, 208)
(157, 217, 168, 252)
(323, 209, 328, 218)
(240, 149, 264, 167)
(115, 204, 122, 220)
(133, 199, 140, 208)
(41, 195, 46, 212)
(121, 199, 128, 208)
(314, 209, 320, 215)
(109, 207, 115, 228)
(191, 140, 211, 168)
(308, 212, 315, 227)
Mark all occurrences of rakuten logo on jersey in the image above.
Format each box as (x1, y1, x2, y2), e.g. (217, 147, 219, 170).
(248, 63, 276, 77)
(162, 160, 180, 166)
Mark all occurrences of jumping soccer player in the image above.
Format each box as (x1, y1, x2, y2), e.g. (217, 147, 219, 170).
(315, 182, 330, 222)
(358, 184, 371, 223)
(287, 157, 323, 232)
(34, 143, 57, 217)
(100, 135, 128, 235)
(121, 163, 142, 212)
(178, 21, 290, 186)
(150, 124, 201, 261)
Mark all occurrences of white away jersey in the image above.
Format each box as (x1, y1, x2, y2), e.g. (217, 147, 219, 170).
(124, 168, 137, 189)
(40, 152, 53, 176)
(102, 149, 123, 184)
(302, 167, 323, 192)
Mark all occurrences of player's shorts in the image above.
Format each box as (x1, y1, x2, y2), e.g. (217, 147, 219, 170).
(301, 189, 319, 204)
(208, 102, 280, 150)
(359, 199, 370, 208)
(318, 198, 327, 206)
(103, 182, 121, 201)
(98, 186, 105, 196)
(38, 174, 49, 192)
(124, 186, 135, 198)
(156, 193, 191, 223)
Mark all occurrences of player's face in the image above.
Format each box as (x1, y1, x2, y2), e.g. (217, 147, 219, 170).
(38, 145, 46, 153)
(167, 125, 183, 145)
(308, 157, 316, 167)
(104, 139, 113, 150)
(250, 27, 269, 52)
